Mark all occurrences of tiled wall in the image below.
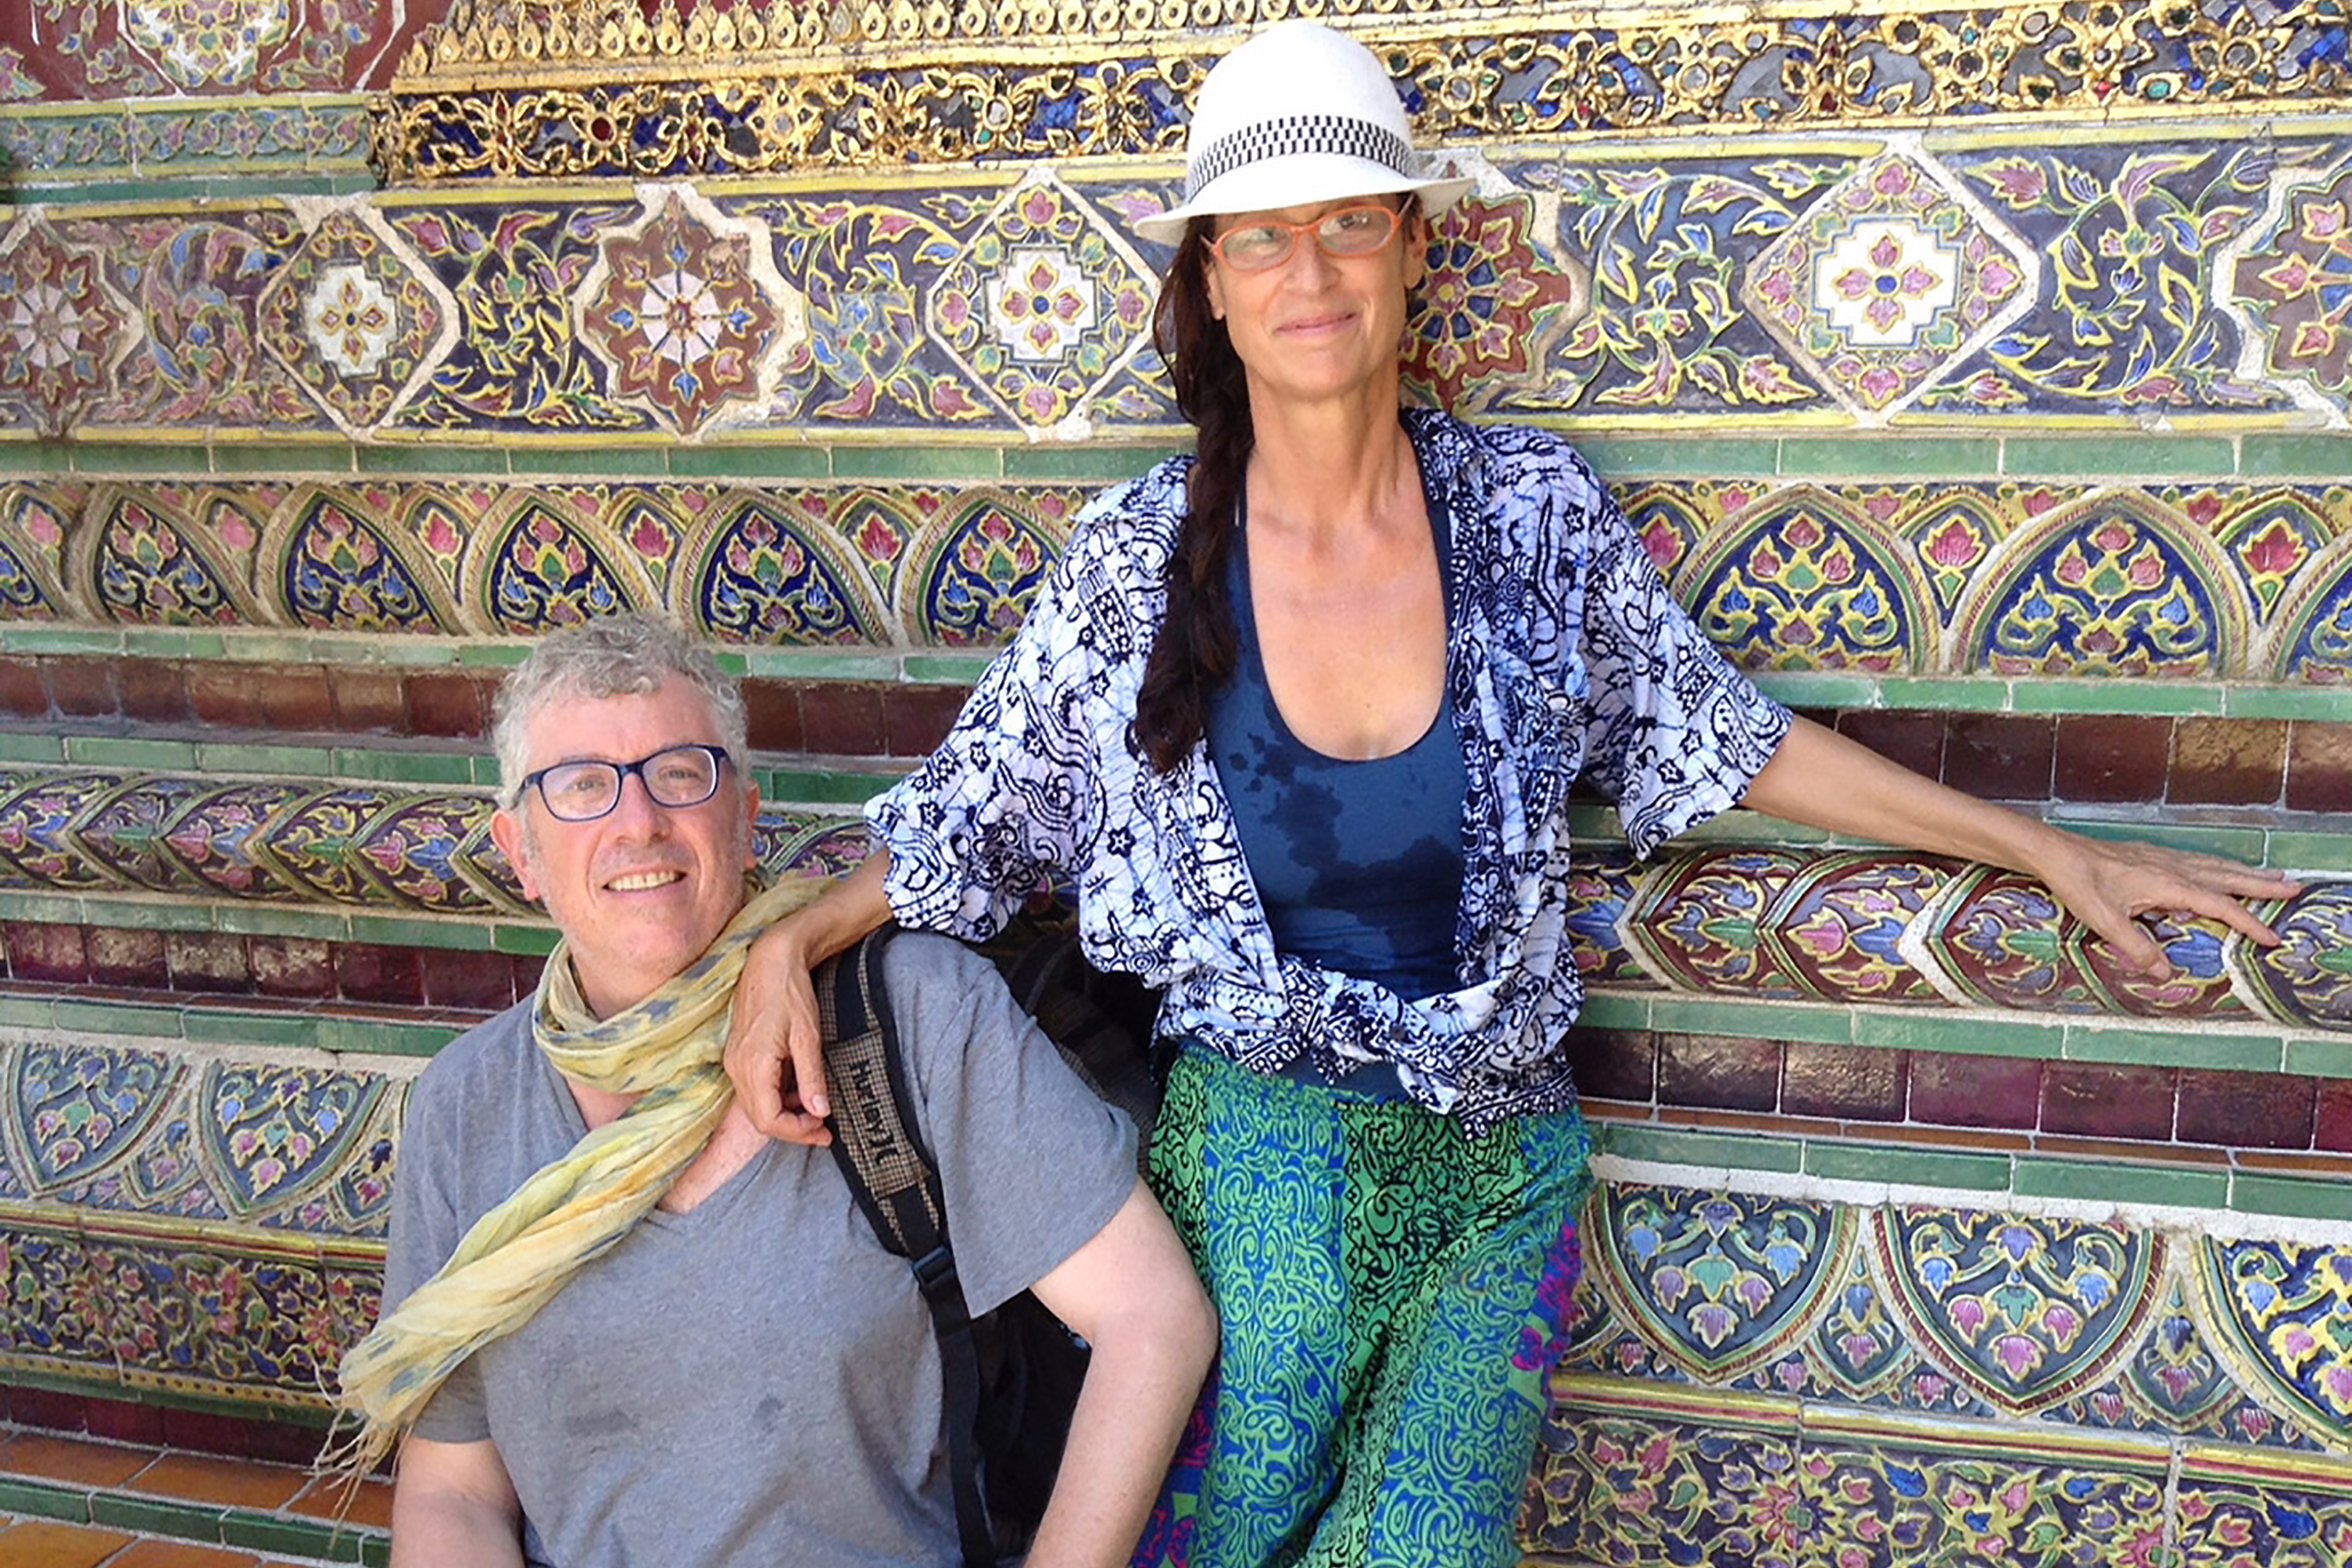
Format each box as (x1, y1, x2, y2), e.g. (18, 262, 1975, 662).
(3, 1, 2351, 1559)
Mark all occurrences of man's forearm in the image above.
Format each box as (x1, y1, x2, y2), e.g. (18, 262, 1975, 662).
(1023, 1298, 1218, 1568)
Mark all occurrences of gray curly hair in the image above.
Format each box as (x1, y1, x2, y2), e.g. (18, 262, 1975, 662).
(491, 613, 750, 808)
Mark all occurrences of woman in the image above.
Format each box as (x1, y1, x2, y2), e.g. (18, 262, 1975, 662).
(724, 22, 2297, 1568)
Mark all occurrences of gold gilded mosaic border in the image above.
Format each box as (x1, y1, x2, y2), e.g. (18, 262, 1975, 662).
(374, 0, 2352, 182)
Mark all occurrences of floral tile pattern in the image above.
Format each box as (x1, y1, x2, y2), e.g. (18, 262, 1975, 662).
(0, 0, 416, 98)
(0, 217, 132, 439)
(257, 204, 454, 436)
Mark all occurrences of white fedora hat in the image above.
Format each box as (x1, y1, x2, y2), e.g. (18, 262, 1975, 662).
(1133, 20, 1475, 245)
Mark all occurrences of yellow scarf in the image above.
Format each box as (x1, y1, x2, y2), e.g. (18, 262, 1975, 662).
(329, 875, 825, 1477)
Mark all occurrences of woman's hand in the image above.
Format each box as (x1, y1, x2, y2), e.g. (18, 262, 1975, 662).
(1743, 717, 2301, 981)
(723, 852, 897, 1144)
(2030, 832, 2300, 978)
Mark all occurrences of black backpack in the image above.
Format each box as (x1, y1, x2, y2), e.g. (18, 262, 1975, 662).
(811, 921, 1165, 1568)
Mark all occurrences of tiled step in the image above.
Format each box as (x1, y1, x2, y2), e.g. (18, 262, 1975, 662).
(0, 1430, 387, 1567)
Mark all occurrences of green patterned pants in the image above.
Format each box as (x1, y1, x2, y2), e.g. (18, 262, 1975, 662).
(1130, 1047, 1593, 1568)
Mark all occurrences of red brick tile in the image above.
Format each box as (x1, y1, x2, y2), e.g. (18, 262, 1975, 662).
(406, 671, 489, 738)
(158, 1406, 324, 1467)
(2286, 721, 2352, 814)
(185, 663, 268, 729)
(327, 666, 408, 732)
(741, 679, 804, 752)
(2318, 1081, 2352, 1154)
(84, 927, 168, 986)
(510, 953, 547, 998)
(2176, 1068, 2315, 1149)
(1, 1384, 88, 1434)
(1834, 711, 1946, 779)
(1560, 1027, 1656, 1102)
(118, 661, 192, 723)
(334, 943, 423, 1005)
(0, 657, 47, 718)
(420, 946, 515, 1010)
(163, 932, 252, 993)
(2053, 714, 2172, 804)
(4, 920, 88, 982)
(257, 666, 335, 732)
(1907, 1054, 2043, 1129)
(1657, 1034, 1781, 1112)
(247, 936, 335, 998)
(1781, 1042, 1906, 1121)
(2041, 1062, 2176, 1141)
(0, 1520, 134, 1568)
(883, 683, 973, 757)
(799, 683, 887, 755)
(1944, 714, 2056, 801)
(43, 658, 119, 718)
(2169, 717, 2286, 807)
(79, 1394, 165, 1445)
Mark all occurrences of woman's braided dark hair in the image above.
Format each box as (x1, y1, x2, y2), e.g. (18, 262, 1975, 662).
(1131, 217, 1253, 774)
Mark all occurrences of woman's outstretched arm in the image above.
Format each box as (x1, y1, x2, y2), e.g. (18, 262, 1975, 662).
(1741, 716, 2300, 976)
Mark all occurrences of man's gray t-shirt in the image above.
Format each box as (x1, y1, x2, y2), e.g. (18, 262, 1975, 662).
(381, 932, 1138, 1568)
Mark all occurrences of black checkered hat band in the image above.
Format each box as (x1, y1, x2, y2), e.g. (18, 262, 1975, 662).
(1185, 114, 1414, 202)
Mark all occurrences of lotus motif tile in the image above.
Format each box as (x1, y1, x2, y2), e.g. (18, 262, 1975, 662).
(697, 497, 880, 645)
(1595, 1187, 1851, 1380)
(3, 1044, 181, 1193)
(2228, 882, 2352, 1031)
(1678, 490, 1933, 673)
(485, 500, 640, 631)
(1742, 152, 2030, 418)
(281, 495, 453, 632)
(912, 497, 1063, 646)
(197, 1062, 387, 1219)
(1879, 1208, 2162, 1415)
(925, 171, 1156, 434)
(1622, 848, 1810, 998)
(258, 206, 452, 435)
(2274, 542, 2352, 685)
(576, 188, 802, 438)
(94, 496, 245, 625)
(2197, 1238, 2352, 1438)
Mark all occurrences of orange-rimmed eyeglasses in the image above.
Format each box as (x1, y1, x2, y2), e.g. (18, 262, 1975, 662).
(1208, 204, 1404, 273)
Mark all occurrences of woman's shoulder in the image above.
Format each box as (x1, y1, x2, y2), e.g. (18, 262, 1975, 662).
(1058, 451, 1192, 582)
(1409, 408, 1602, 493)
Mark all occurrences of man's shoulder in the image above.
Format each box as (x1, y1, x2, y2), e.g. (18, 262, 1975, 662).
(406, 999, 540, 1122)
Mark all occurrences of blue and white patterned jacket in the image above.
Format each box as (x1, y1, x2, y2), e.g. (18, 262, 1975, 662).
(870, 409, 1792, 1135)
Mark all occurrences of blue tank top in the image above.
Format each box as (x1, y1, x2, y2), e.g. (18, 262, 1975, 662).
(1206, 487, 1469, 1036)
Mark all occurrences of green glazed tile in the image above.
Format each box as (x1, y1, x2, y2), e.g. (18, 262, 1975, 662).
(1870, 675, 2007, 711)
(356, 443, 509, 475)
(51, 998, 182, 1037)
(63, 736, 198, 769)
(1746, 671, 1882, 709)
(1573, 993, 1652, 1031)
(181, 1009, 325, 1049)
(199, 742, 335, 775)
(115, 629, 226, 660)
(1580, 435, 1782, 478)
(2011, 1157, 2229, 1209)
(508, 446, 670, 476)
(1647, 997, 1853, 1045)
(91, 1491, 228, 1537)
(2264, 831, 2352, 875)
(2240, 434, 2352, 478)
(2053, 818, 2269, 863)
(211, 904, 346, 940)
(0, 442, 72, 474)
(1854, 1011, 2064, 1058)
(2002, 435, 2236, 477)
(898, 652, 1001, 684)
(0, 732, 67, 762)
(348, 915, 493, 950)
(492, 923, 558, 955)
(1600, 1123, 1808, 1174)
(1777, 436, 1999, 478)
(828, 446, 1004, 481)
(318, 1018, 464, 1058)
(738, 648, 906, 682)
(1802, 1141, 2011, 1191)
(68, 440, 207, 474)
(2230, 1172, 2352, 1223)
(0, 996, 56, 1029)
(0, 1476, 92, 1523)
(2282, 1036, 2352, 1080)
(665, 443, 833, 479)
(74, 897, 213, 932)
(0, 626, 123, 655)
(2225, 686, 2352, 721)
(213, 632, 317, 664)
(2061, 1024, 2285, 1073)
(329, 749, 481, 787)
(1002, 443, 1186, 479)
(2007, 679, 2223, 717)
(209, 442, 355, 475)
(761, 769, 897, 805)
(222, 1510, 369, 1561)
(456, 643, 532, 668)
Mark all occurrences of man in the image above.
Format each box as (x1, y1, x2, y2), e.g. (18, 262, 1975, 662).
(345, 613, 1215, 1568)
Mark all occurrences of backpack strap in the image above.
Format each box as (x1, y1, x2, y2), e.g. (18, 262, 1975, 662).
(815, 925, 1000, 1568)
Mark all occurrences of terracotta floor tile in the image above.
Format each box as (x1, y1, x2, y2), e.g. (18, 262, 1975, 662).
(0, 1520, 134, 1568)
(127, 1453, 306, 1511)
(287, 1473, 392, 1530)
(0, 1432, 152, 1487)
(102, 1542, 263, 1567)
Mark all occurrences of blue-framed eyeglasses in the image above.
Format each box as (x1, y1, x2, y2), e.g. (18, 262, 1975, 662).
(518, 743, 733, 822)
